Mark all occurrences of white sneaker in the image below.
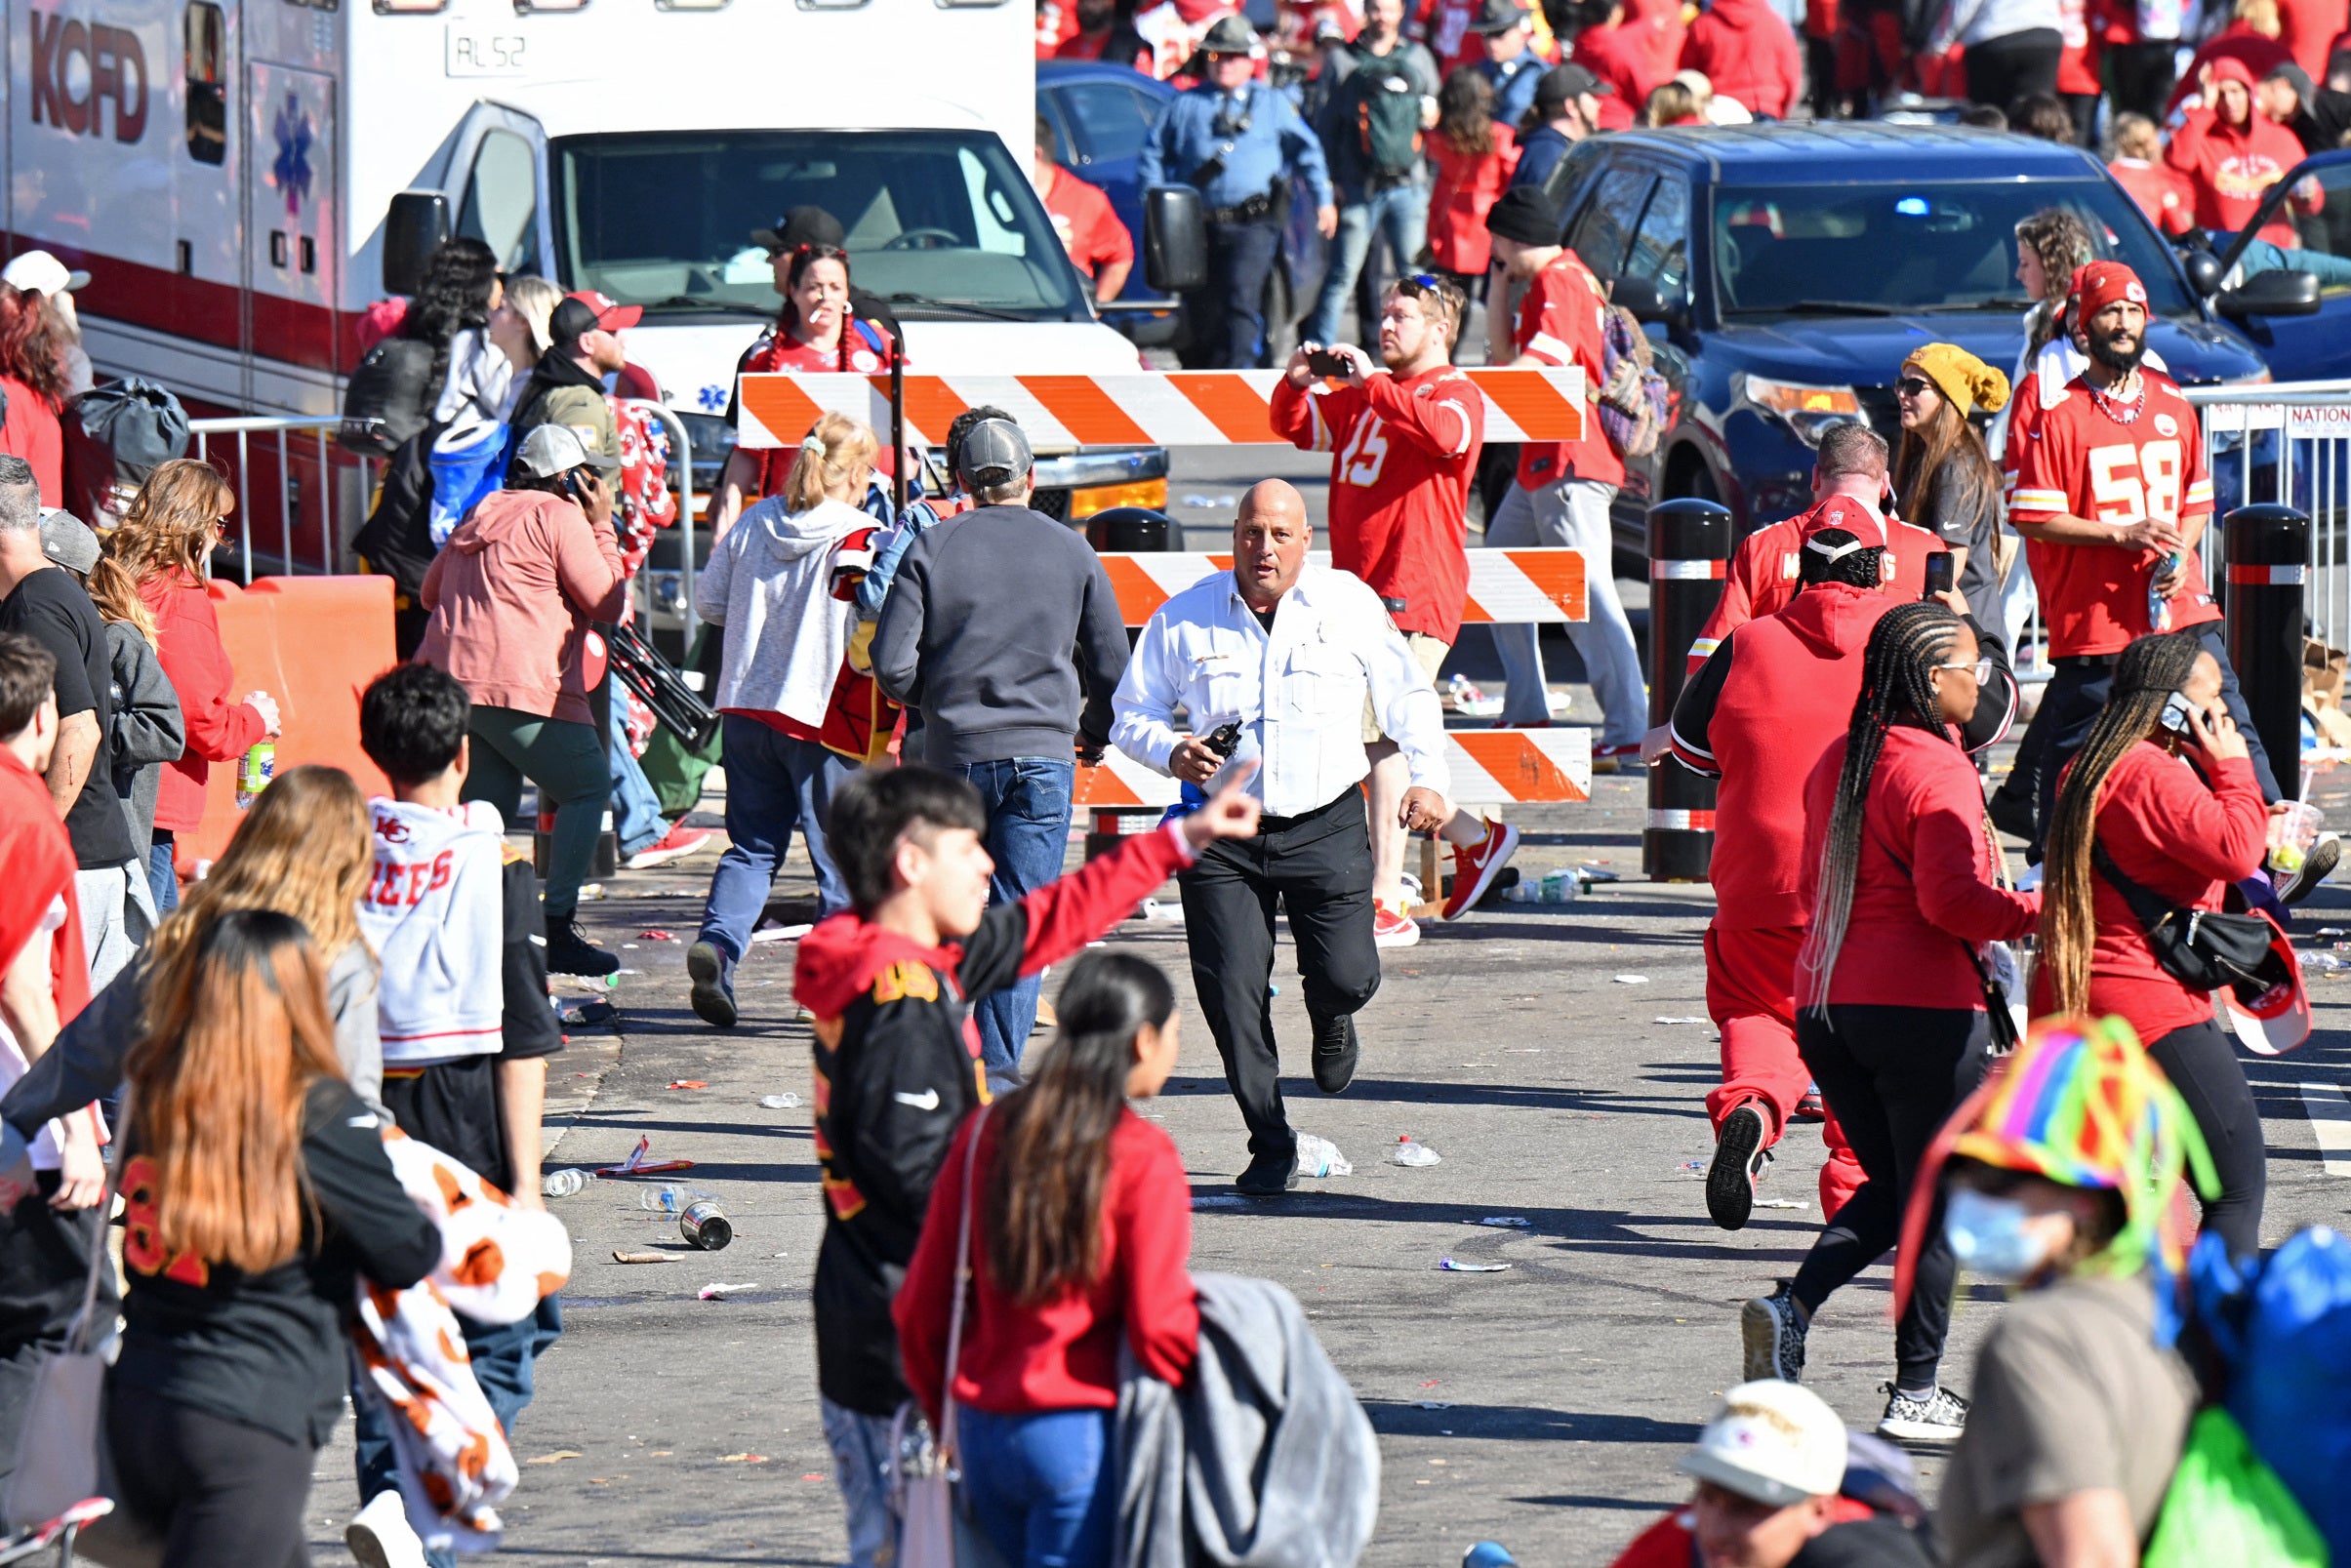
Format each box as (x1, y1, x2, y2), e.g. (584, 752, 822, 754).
(346, 1490, 429, 1568)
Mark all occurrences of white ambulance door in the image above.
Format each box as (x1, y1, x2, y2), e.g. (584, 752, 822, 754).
(445, 101, 548, 277)
(244, 57, 334, 379)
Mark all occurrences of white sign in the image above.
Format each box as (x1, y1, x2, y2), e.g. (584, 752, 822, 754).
(445, 26, 527, 77)
(2287, 405, 2351, 441)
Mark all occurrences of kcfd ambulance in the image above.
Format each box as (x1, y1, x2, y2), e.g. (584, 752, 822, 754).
(2, 0, 1166, 554)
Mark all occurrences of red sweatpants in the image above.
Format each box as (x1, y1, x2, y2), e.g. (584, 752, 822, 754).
(1702, 922, 1864, 1219)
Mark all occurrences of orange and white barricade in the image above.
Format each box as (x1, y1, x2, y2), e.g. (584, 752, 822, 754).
(1076, 728, 1591, 812)
(1096, 547, 1586, 627)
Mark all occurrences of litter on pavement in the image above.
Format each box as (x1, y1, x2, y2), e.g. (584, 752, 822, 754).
(1613, 975, 1651, 985)
(760, 1093, 802, 1109)
(597, 1137, 693, 1177)
(1393, 1138, 1441, 1167)
(1476, 1217, 1531, 1227)
(698, 1282, 758, 1300)
(1295, 1134, 1352, 1177)
(1439, 1259, 1510, 1272)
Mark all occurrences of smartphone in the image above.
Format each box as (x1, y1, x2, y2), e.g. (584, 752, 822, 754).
(1923, 552, 1956, 598)
(1305, 346, 1351, 379)
(2159, 691, 2197, 736)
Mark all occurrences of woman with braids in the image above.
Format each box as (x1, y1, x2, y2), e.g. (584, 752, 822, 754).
(896, 950, 1198, 1567)
(1741, 601, 2039, 1444)
(2032, 629, 2269, 1260)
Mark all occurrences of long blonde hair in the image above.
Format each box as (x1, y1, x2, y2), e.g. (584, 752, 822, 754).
(83, 556, 159, 647)
(786, 412, 878, 511)
(503, 274, 563, 358)
(109, 459, 235, 587)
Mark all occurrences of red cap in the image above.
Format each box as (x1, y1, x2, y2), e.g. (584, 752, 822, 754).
(2072, 261, 2147, 334)
(561, 289, 643, 333)
(1799, 493, 1887, 549)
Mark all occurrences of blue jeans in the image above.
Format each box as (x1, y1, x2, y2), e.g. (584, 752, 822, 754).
(820, 1396, 900, 1568)
(609, 725, 667, 859)
(354, 1297, 563, 1565)
(146, 838, 179, 912)
(698, 715, 852, 961)
(1304, 181, 1430, 347)
(959, 1407, 1115, 1568)
(955, 757, 1075, 1083)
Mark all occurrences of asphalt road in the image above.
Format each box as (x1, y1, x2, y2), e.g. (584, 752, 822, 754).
(291, 450, 2351, 1567)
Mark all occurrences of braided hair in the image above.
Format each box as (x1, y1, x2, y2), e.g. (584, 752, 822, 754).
(1797, 527, 1885, 589)
(1798, 600, 1966, 1009)
(2040, 630, 2207, 1014)
(780, 244, 863, 371)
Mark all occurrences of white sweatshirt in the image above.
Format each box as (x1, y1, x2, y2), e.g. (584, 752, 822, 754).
(359, 798, 507, 1066)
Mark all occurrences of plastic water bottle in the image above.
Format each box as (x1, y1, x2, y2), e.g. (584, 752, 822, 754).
(2148, 551, 2176, 633)
(235, 740, 274, 809)
(541, 1169, 588, 1197)
(1295, 1133, 1353, 1178)
(1393, 1137, 1442, 1168)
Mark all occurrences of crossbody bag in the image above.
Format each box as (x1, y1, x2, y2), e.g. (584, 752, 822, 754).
(2092, 843, 2277, 1002)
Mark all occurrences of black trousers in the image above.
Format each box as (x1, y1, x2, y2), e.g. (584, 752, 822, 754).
(1185, 217, 1283, 370)
(0, 1174, 115, 1490)
(2032, 622, 2281, 860)
(2145, 1017, 2267, 1260)
(106, 1382, 315, 1568)
(2107, 40, 2180, 121)
(1793, 1005, 1995, 1390)
(1964, 27, 2063, 111)
(1179, 789, 1382, 1160)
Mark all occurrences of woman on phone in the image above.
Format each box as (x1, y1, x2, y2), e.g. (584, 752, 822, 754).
(2034, 629, 2269, 1259)
(1742, 601, 2040, 1444)
(895, 951, 1198, 1567)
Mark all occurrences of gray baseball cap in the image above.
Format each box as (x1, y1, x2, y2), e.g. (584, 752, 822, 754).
(38, 508, 99, 575)
(514, 423, 595, 481)
(955, 419, 1034, 490)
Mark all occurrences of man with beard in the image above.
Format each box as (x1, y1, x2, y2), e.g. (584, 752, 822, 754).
(2008, 261, 2280, 845)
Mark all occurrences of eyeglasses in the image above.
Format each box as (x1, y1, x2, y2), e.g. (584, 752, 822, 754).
(1895, 376, 1933, 398)
(1935, 657, 1995, 683)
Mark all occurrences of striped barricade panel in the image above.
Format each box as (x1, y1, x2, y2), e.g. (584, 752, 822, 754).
(1099, 549, 1587, 626)
(1075, 728, 1592, 809)
(733, 368, 1587, 448)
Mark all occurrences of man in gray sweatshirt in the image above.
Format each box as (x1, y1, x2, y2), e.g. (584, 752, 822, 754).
(872, 419, 1130, 1083)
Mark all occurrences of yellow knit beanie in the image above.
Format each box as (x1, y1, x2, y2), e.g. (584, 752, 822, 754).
(1905, 342, 2010, 417)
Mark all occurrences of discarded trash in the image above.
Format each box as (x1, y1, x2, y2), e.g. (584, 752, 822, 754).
(541, 1168, 589, 1197)
(668, 1079, 708, 1090)
(1393, 1137, 1442, 1168)
(598, 1136, 693, 1176)
(1579, 867, 1624, 884)
(2307, 951, 2350, 974)
(2318, 927, 2348, 938)
(681, 1200, 734, 1251)
(1476, 1217, 1531, 1227)
(750, 921, 813, 945)
(1755, 1198, 1809, 1210)
(639, 929, 675, 941)
(698, 1282, 758, 1300)
(1654, 1016, 1707, 1025)
(1139, 898, 1185, 923)
(1680, 1159, 1707, 1174)
(1446, 673, 1503, 717)
(560, 999, 616, 1026)
(612, 1250, 671, 1265)
(1502, 869, 1579, 904)
(1417, 1400, 1453, 1409)
(717, 1453, 768, 1464)
(759, 1093, 802, 1109)
(637, 1186, 693, 1214)
(1613, 974, 1651, 985)
(1439, 1259, 1509, 1272)
(1295, 1133, 1353, 1178)
(526, 1451, 583, 1466)
(1193, 1194, 1247, 1209)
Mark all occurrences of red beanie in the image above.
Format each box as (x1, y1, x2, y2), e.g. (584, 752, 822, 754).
(2072, 261, 2148, 334)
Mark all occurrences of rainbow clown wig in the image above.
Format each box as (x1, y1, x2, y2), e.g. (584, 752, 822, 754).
(1893, 1016, 2219, 1335)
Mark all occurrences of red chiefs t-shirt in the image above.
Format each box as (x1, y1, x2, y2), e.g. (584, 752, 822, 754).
(1040, 168, 1135, 284)
(1269, 364, 1483, 644)
(1512, 250, 1623, 493)
(2009, 372, 2218, 659)
(741, 323, 900, 496)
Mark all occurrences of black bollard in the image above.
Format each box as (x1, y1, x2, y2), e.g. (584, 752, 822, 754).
(1644, 499, 1732, 881)
(2223, 503, 2310, 800)
(1085, 506, 1176, 552)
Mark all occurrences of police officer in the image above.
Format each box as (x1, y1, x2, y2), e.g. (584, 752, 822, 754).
(1139, 16, 1337, 369)
(1112, 478, 1454, 1195)
(1469, 0, 1547, 133)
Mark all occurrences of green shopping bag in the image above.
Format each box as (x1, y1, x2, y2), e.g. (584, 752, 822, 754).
(2144, 1409, 2329, 1568)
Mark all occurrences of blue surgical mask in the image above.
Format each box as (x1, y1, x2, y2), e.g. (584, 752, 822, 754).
(1945, 1187, 2054, 1283)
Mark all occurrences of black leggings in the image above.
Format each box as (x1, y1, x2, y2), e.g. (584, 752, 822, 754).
(2145, 1017, 2267, 1261)
(1793, 1005, 1995, 1390)
(106, 1381, 315, 1568)
(1964, 27, 2062, 111)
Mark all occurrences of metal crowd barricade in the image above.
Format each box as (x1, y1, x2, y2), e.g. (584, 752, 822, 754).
(187, 415, 350, 583)
(2189, 379, 2351, 652)
(617, 398, 700, 648)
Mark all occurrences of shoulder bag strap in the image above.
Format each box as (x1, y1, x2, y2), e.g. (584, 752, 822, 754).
(63, 1094, 128, 1357)
(939, 1103, 990, 1465)
(2091, 840, 2187, 937)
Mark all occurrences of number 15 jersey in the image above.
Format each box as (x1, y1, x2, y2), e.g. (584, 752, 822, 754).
(2008, 371, 2218, 659)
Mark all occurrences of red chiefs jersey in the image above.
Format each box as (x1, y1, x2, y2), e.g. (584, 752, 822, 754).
(1039, 168, 1135, 283)
(2009, 372, 2218, 659)
(1682, 492, 1942, 675)
(740, 320, 901, 496)
(1269, 364, 1483, 644)
(1513, 249, 1622, 493)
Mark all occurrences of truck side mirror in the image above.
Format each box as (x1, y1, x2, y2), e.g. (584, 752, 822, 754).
(2181, 249, 2225, 298)
(1143, 186, 1208, 295)
(2215, 267, 2322, 319)
(383, 191, 451, 297)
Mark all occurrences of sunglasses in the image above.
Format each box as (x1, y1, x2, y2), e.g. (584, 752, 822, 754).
(1895, 376, 1934, 398)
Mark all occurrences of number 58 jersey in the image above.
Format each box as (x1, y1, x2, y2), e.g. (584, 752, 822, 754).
(2009, 370, 2218, 659)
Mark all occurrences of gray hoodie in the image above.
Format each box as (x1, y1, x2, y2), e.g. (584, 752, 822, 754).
(696, 495, 868, 733)
(103, 619, 186, 849)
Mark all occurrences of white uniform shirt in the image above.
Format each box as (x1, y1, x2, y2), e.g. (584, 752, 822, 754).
(1112, 562, 1450, 819)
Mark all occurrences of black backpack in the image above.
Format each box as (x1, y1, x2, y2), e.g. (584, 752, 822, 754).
(1349, 50, 1424, 180)
(339, 336, 436, 458)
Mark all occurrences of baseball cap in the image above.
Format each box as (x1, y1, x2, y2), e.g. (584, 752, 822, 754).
(1466, 0, 1532, 33)
(1534, 62, 1611, 111)
(1483, 184, 1564, 248)
(751, 205, 847, 257)
(955, 418, 1034, 489)
(1199, 14, 1259, 54)
(1677, 1381, 1847, 1509)
(513, 424, 594, 480)
(37, 508, 99, 575)
(1802, 494, 1888, 549)
(549, 291, 642, 345)
(2, 251, 90, 297)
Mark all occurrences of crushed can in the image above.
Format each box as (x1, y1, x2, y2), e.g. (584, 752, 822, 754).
(680, 1199, 733, 1252)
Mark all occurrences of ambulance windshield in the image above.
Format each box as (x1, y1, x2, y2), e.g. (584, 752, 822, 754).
(554, 129, 1090, 322)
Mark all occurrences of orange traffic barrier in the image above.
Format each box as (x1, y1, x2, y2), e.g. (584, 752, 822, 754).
(182, 576, 399, 869)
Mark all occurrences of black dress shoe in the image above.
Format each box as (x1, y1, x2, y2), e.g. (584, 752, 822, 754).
(1311, 1013, 1359, 1094)
(1236, 1150, 1299, 1196)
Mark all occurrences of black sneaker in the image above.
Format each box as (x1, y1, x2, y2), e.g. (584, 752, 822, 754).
(1311, 1013, 1359, 1094)
(1236, 1149, 1299, 1197)
(1877, 1383, 1969, 1441)
(1741, 1281, 1808, 1383)
(1707, 1103, 1770, 1230)
(687, 941, 737, 1028)
(545, 916, 621, 978)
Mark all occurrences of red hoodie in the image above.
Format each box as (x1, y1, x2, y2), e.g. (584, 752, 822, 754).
(1682, 493, 1943, 678)
(1679, 0, 1802, 118)
(1798, 726, 2040, 1011)
(1575, 19, 1673, 118)
(140, 569, 267, 836)
(2166, 60, 2307, 242)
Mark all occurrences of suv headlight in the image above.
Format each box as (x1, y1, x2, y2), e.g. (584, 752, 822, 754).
(1738, 373, 1863, 447)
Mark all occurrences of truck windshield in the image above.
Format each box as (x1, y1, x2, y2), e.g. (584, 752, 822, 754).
(552, 130, 1087, 321)
(1714, 181, 2197, 317)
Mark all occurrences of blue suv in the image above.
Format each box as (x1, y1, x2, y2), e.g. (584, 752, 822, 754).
(1539, 124, 2274, 550)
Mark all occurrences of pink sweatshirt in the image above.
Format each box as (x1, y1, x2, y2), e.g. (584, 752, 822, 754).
(417, 490, 625, 725)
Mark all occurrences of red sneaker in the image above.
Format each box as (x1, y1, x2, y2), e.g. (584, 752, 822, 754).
(1440, 820, 1520, 921)
(1374, 903, 1420, 948)
(625, 822, 713, 870)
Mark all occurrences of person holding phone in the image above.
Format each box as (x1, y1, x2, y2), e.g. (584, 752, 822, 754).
(1893, 344, 2008, 633)
(2032, 629, 2271, 1260)
(418, 424, 628, 978)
